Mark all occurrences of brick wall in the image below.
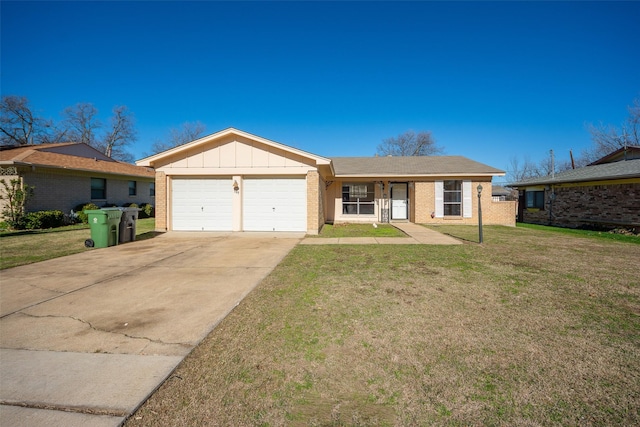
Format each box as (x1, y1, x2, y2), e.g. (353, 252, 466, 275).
(520, 181, 640, 228)
(20, 168, 154, 214)
(306, 170, 321, 235)
(155, 172, 167, 231)
(0, 174, 21, 220)
(414, 180, 515, 226)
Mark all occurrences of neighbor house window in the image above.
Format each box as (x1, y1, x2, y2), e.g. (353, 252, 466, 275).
(91, 178, 106, 199)
(443, 180, 462, 216)
(342, 182, 375, 215)
(526, 190, 545, 209)
(128, 180, 137, 196)
(149, 182, 155, 197)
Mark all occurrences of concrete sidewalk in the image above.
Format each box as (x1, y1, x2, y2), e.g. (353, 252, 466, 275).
(0, 232, 302, 426)
(300, 222, 462, 245)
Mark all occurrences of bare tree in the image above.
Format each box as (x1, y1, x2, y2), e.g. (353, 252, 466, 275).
(150, 121, 206, 154)
(583, 97, 640, 163)
(377, 130, 443, 156)
(0, 95, 60, 145)
(61, 103, 101, 145)
(97, 106, 137, 161)
(506, 155, 539, 183)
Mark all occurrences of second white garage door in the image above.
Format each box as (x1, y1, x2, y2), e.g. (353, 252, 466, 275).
(243, 178, 307, 232)
(172, 178, 233, 231)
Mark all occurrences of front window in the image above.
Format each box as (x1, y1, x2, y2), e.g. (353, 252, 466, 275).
(91, 178, 106, 200)
(128, 180, 137, 196)
(526, 190, 545, 209)
(443, 180, 462, 216)
(342, 182, 375, 215)
(149, 182, 155, 197)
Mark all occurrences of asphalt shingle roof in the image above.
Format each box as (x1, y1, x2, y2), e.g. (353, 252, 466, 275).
(0, 143, 154, 178)
(510, 159, 640, 187)
(330, 156, 504, 177)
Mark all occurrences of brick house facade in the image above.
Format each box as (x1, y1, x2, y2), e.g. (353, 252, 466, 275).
(0, 143, 155, 219)
(511, 147, 640, 230)
(138, 128, 515, 234)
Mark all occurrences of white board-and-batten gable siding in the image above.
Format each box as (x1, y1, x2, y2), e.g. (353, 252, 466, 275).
(155, 136, 315, 172)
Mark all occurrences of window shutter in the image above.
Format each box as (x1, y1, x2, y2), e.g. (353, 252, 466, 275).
(463, 180, 472, 218)
(435, 181, 444, 218)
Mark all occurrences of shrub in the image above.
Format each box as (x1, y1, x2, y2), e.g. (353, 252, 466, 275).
(23, 210, 65, 229)
(139, 203, 154, 218)
(0, 178, 34, 230)
(74, 203, 100, 224)
(122, 202, 138, 208)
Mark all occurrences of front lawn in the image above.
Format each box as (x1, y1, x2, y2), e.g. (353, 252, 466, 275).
(0, 218, 156, 270)
(127, 225, 640, 426)
(314, 223, 407, 238)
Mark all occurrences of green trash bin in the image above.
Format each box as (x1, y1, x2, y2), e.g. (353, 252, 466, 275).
(84, 209, 123, 248)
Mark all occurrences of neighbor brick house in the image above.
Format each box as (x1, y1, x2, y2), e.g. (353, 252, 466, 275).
(0, 143, 155, 218)
(137, 128, 516, 234)
(510, 146, 640, 230)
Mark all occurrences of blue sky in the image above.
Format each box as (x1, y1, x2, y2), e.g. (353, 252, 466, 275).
(2, 1, 638, 183)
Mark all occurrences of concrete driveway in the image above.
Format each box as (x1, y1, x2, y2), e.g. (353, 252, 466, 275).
(0, 232, 302, 426)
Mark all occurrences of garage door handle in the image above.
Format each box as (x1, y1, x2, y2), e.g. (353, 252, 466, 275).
(201, 207, 204, 211)
(272, 207, 275, 212)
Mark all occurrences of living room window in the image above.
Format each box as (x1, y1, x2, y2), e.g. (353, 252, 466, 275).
(128, 180, 137, 196)
(342, 182, 375, 215)
(149, 182, 155, 197)
(91, 178, 106, 200)
(443, 180, 462, 216)
(526, 190, 545, 209)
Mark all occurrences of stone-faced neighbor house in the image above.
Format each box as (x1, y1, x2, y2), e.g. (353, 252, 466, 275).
(136, 128, 516, 234)
(0, 143, 155, 219)
(510, 146, 640, 230)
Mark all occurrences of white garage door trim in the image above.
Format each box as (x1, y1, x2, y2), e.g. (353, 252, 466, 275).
(172, 178, 233, 231)
(243, 178, 307, 232)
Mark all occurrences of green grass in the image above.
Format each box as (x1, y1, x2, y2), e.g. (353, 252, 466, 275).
(0, 218, 156, 269)
(314, 223, 407, 238)
(424, 223, 640, 245)
(517, 222, 640, 244)
(127, 225, 640, 426)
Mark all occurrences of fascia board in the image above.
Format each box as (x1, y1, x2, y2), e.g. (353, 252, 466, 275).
(136, 127, 331, 167)
(333, 172, 505, 179)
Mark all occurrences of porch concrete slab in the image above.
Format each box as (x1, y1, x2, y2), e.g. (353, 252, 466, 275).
(392, 222, 462, 245)
(338, 237, 378, 244)
(299, 223, 461, 245)
(299, 238, 340, 245)
(374, 237, 418, 244)
(0, 406, 123, 427)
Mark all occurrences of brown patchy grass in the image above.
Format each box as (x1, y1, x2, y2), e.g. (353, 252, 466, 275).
(126, 225, 640, 426)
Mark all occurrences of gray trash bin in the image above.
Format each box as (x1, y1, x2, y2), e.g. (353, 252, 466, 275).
(118, 207, 141, 243)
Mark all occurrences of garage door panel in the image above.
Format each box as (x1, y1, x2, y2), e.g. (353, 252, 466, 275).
(172, 179, 232, 231)
(243, 178, 306, 232)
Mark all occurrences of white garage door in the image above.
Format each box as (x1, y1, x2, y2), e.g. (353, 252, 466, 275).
(172, 178, 233, 231)
(243, 178, 307, 232)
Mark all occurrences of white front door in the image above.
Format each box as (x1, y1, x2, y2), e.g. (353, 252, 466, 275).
(171, 178, 233, 231)
(391, 183, 408, 220)
(243, 178, 307, 232)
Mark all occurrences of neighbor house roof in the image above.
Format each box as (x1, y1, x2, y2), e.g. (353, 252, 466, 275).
(330, 156, 505, 178)
(510, 158, 640, 187)
(0, 143, 155, 178)
(588, 146, 640, 165)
